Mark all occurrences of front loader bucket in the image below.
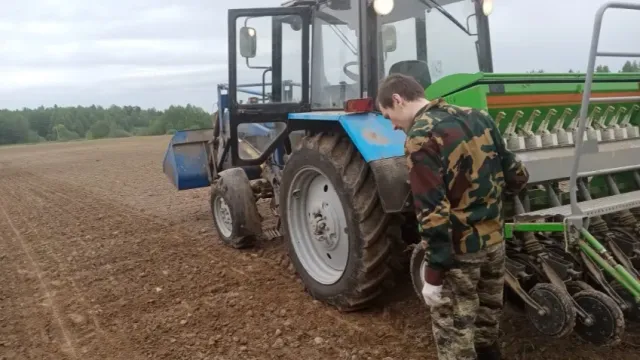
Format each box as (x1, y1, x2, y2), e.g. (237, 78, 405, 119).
(163, 129, 214, 190)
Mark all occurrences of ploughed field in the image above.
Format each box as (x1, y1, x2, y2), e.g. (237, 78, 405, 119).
(1, 136, 639, 360)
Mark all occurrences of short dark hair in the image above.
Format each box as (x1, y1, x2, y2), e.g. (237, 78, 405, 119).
(376, 73, 425, 109)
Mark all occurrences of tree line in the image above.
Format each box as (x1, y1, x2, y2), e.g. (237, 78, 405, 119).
(3, 60, 640, 146)
(529, 60, 640, 74)
(0, 104, 213, 146)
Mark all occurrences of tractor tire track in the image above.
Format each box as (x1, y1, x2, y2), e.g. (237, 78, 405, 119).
(1, 174, 141, 359)
(0, 172, 181, 358)
(0, 180, 78, 359)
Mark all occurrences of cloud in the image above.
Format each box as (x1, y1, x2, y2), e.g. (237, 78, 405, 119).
(1, 40, 227, 68)
(489, 0, 640, 72)
(1, 0, 639, 111)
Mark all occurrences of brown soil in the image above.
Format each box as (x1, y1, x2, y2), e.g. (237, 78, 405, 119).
(1, 136, 639, 360)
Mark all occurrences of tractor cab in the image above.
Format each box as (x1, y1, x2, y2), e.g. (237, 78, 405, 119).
(374, 0, 494, 86)
(224, 0, 494, 169)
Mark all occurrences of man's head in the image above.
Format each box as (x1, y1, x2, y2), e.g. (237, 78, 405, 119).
(376, 73, 429, 132)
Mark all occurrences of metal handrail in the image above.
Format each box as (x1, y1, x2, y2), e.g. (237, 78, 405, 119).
(569, 1, 640, 223)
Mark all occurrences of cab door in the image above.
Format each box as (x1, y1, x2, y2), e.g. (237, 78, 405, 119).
(227, 6, 312, 167)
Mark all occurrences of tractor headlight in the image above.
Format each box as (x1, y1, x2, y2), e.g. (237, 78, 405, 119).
(372, 0, 394, 16)
(482, 0, 493, 16)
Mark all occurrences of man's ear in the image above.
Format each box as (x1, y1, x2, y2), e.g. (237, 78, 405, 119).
(391, 93, 403, 107)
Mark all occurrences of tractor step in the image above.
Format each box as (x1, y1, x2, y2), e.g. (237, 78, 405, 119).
(516, 190, 640, 220)
(263, 227, 282, 240)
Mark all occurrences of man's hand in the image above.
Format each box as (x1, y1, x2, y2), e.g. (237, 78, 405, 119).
(421, 283, 448, 307)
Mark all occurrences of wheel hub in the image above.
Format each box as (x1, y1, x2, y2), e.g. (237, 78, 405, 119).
(573, 290, 625, 346)
(214, 196, 233, 238)
(219, 199, 231, 226)
(287, 166, 349, 285)
(309, 202, 340, 251)
(525, 283, 576, 338)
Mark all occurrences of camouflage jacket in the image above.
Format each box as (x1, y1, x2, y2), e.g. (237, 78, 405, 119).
(405, 99, 529, 285)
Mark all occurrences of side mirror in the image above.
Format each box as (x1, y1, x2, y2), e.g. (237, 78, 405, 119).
(282, 15, 302, 31)
(382, 25, 396, 53)
(239, 26, 257, 58)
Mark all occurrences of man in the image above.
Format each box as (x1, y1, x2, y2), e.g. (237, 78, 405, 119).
(376, 74, 529, 360)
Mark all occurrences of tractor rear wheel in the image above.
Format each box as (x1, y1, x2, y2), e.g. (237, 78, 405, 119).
(280, 132, 404, 311)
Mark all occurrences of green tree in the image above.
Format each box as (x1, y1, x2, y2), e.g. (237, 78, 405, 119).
(0, 112, 30, 144)
(621, 60, 640, 72)
(53, 124, 80, 141)
(88, 120, 111, 139)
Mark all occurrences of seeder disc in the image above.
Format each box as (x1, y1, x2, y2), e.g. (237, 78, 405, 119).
(526, 283, 576, 338)
(573, 290, 625, 346)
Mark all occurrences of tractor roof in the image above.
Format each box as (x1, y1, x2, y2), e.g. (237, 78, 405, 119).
(281, 0, 323, 7)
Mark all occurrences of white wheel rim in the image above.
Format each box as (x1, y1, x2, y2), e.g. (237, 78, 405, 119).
(287, 166, 349, 285)
(419, 258, 427, 286)
(214, 196, 233, 238)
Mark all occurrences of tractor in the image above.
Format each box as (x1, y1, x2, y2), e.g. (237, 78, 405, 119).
(163, 0, 640, 346)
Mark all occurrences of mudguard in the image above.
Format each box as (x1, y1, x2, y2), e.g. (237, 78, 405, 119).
(288, 112, 412, 213)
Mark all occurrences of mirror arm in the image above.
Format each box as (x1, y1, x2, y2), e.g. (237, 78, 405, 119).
(262, 68, 273, 102)
(245, 57, 270, 70)
(466, 14, 478, 36)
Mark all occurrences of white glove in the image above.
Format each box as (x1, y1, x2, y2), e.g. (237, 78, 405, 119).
(421, 283, 448, 307)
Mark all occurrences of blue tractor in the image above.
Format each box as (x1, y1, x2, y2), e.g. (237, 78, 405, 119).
(163, 0, 496, 311)
(164, 0, 640, 344)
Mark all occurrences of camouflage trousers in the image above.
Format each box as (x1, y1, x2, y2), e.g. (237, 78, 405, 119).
(430, 241, 506, 360)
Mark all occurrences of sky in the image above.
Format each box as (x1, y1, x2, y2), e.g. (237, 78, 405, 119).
(1, 0, 639, 111)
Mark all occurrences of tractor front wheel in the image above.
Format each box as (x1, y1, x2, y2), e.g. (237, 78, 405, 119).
(410, 243, 428, 302)
(210, 168, 262, 248)
(280, 133, 404, 311)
